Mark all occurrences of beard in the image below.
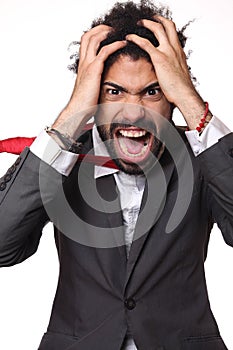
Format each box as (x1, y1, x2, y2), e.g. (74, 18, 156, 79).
(96, 120, 164, 175)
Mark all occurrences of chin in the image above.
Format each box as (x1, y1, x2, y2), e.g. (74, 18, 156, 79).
(113, 150, 161, 175)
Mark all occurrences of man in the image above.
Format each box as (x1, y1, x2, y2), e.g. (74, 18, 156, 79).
(0, 1, 232, 349)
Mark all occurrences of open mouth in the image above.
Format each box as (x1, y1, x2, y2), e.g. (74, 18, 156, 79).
(114, 127, 153, 163)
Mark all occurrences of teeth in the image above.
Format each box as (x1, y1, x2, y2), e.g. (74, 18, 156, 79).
(119, 129, 146, 138)
(118, 138, 148, 157)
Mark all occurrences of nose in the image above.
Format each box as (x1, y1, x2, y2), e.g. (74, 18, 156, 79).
(122, 102, 145, 124)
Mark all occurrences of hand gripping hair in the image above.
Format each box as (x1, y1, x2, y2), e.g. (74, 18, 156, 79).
(68, 0, 192, 75)
(0, 0, 194, 163)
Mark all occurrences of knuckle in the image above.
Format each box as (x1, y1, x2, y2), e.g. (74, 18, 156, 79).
(80, 31, 88, 43)
(158, 17, 177, 29)
(155, 21, 163, 28)
(180, 50, 187, 60)
(99, 24, 111, 29)
(97, 48, 107, 60)
(170, 20, 177, 29)
(137, 39, 148, 49)
(98, 45, 108, 53)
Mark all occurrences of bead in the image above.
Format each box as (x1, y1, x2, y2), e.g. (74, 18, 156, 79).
(195, 102, 209, 134)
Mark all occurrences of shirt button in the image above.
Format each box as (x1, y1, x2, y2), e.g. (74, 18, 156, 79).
(124, 298, 136, 310)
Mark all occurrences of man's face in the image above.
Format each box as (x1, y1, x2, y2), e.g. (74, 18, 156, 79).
(96, 55, 171, 175)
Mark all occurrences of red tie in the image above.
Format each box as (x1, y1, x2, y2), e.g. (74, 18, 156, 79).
(0, 136, 36, 155)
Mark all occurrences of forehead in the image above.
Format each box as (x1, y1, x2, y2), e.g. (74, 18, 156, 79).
(103, 56, 157, 91)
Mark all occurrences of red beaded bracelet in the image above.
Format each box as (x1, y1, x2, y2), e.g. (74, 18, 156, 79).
(196, 102, 209, 132)
(186, 102, 210, 133)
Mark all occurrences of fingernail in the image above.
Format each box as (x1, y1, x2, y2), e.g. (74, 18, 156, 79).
(137, 20, 143, 25)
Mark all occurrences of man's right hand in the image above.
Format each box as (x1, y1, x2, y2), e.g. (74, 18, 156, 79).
(52, 25, 126, 137)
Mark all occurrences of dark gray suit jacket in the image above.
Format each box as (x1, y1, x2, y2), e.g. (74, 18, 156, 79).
(0, 129, 232, 350)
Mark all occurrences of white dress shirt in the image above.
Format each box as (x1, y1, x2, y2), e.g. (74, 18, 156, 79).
(30, 116, 231, 350)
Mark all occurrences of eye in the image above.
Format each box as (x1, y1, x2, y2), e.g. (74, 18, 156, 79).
(147, 88, 160, 95)
(143, 86, 163, 101)
(107, 88, 121, 95)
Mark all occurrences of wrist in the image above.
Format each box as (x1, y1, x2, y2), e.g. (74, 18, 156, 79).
(45, 126, 82, 153)
(186, 102, 212, 133)
(175, 92, 212, 130)
(52, 104, 94, 140)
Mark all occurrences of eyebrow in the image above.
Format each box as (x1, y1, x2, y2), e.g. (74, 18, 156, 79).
(102, 81, 160, 94)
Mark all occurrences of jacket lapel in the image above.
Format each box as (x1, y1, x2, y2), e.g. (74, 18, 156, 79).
(124, 149, 176, 289)
(77, 130, 127, 260)
(96, 174, 127, 260)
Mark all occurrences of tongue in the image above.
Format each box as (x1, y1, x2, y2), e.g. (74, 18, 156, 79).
(121, 137, 145, 155)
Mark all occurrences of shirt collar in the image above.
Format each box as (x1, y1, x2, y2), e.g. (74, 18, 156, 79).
(92, 124, 119, 179)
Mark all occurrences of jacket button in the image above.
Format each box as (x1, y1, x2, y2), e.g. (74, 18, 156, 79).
(124, 298, 136, 310)
(4, 174, 12, 182)
(0, 182, 6, 191)
(7, 164, 16, 175)
(14, 156, 22, 166)
(229, 149, 233, 157)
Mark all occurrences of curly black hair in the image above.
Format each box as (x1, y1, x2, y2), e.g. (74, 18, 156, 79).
(68, 0, 193, 78)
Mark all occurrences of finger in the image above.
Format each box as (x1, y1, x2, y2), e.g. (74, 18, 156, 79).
(96, 40, 127, 63)
(154, 15, 182, 49)
(79, 25, 112, 61)
(84, 29, 114, 62)
(138, 19, 170, 47)
(125, 34, 161, 59)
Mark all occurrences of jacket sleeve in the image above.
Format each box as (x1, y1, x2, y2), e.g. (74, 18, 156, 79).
(198, 133, 233, 246)
(0, 148, 60, 267)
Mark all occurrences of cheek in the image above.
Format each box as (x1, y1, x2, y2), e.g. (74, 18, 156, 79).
(97, 124, 113, 142)
(95, 104, 122, 126)
(146, 98, 171, 120)
(159, 97, 172, 119)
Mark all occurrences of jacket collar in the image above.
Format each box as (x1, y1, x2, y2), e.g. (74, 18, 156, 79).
(92, 124, 119, 179)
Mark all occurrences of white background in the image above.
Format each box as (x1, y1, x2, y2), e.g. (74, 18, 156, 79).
(0, 0, 233, 349)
